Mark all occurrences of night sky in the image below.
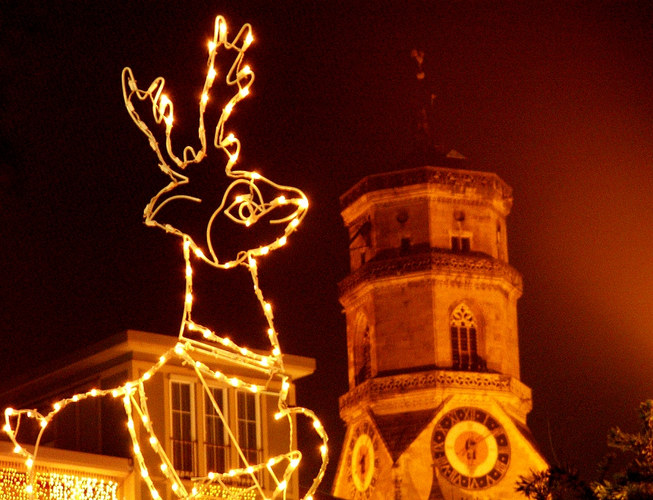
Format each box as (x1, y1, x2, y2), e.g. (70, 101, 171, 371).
(1, 0, 652, 492)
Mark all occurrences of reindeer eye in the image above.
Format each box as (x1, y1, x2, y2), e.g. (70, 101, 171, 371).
(225, 193, 263, 226)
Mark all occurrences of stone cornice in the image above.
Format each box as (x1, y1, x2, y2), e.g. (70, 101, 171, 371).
(340, 166, 512, 210)
(338, 250, 523, 297)
(339, 369, 532, 413)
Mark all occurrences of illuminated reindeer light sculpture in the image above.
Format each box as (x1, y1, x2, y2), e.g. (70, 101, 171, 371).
(4, 15, 328, 500)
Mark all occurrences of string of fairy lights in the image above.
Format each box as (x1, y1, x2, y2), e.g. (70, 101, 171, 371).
(0, 469, 118, 500)
(3, 15, 328, 500)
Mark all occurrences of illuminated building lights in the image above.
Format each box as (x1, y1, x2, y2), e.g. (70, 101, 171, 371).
(0, 469, 118, 500)
(3, 14, 327, 500)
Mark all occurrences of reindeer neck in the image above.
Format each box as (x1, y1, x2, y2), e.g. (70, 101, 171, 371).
(175, 240, 285, 376)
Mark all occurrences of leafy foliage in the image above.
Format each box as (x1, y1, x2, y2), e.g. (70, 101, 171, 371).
(593, 401, 653, 499)
(516, 465, 594, 499)
(517, 401, 653, 500)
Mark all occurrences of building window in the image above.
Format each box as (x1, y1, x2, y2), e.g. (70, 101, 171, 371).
(205, 387, 229, 474)
(450, 304, 482, 370)
(451, 235, 470, 253)
(170, 380, 196, 478)
(236, 390, 261, 468)
(400, 237, 411, 255)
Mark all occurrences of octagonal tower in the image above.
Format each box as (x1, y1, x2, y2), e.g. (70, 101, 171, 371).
(332, 162, 546, 499)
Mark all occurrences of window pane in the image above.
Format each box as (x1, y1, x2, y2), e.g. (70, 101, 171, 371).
(171, 381, 195, 477)
(451, 305, 480, 371)
(246, 394, 255, 419)
(237, 391, 259, 468)
(239, 421, 247, 442)
(238, 392, 246, 416)
(172, 383, 180, 409)
(181, 384, 191, 410)
(460, 327, 468, 351)
(205, 387, 228, 473)
(206, 388, 223, 415)
(451, 326, 460, 367)
(182, 414, 192, 440)
(247, 422, 256, 448)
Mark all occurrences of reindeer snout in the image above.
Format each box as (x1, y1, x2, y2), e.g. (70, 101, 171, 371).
(223, 177, 307, 229)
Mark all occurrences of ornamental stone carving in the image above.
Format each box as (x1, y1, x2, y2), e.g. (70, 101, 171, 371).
(339, 369, 532, 412)
(340, 166, 513, 210)
(339, 250, 522, 297)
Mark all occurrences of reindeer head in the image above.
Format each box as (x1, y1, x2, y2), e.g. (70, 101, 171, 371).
(122, 16, 308, 269)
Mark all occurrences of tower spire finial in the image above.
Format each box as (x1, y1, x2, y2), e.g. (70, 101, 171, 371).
(410, 49, 445, 157)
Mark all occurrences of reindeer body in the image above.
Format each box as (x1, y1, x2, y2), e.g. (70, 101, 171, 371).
(4, 15, 327, 500)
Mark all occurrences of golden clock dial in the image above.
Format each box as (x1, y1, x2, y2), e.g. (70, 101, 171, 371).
(346, 421, 380, 498)
(432, 407, 510, 490)
(352, 433, 375, 491)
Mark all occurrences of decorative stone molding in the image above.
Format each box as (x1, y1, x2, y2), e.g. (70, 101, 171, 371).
(339, 250, 522, 297)
(339, 369, 532, 412)
(340, 166, 512, 210)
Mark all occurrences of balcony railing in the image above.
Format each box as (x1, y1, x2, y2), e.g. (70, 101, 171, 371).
(218, 448, 263, 488)
(171, 438, 197, 478)
(171, 440, 264, 487)
(205, 443, 230, 474)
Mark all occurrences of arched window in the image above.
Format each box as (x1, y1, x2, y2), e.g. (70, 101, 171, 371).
(450, 304, 482, 370)
(355, 326, 372, 385)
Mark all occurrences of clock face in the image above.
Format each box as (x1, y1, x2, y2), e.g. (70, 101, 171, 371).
(432, 407, 510, 490)
(346, 421, 380, 498)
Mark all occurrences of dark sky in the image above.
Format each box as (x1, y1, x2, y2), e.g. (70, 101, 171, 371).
(2, 0, 652, 491)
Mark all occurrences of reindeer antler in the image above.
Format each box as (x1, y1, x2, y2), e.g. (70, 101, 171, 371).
(122, 16, 253, 169)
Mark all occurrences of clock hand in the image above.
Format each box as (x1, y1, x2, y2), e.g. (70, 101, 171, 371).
(475, 427, 500, 444)
(359, 448, 367, 476)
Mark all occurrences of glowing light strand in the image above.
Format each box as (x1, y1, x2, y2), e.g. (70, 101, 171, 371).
(3, 14, 327, 500)
(0, 469, 118, 500)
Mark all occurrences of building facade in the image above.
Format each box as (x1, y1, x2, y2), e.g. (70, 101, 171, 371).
(332, 164, 547, 499)
(0, 330, 316, 500)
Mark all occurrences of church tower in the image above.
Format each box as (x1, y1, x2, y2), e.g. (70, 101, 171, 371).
(331, 160, 548, 499)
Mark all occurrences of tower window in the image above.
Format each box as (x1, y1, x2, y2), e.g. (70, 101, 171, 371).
(400, 237, 411, 254)
(355, 326, 372, 385)
(451, 236, 470, 253)
(450, 304, 483, 371)
(496, 222, 504, 259)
